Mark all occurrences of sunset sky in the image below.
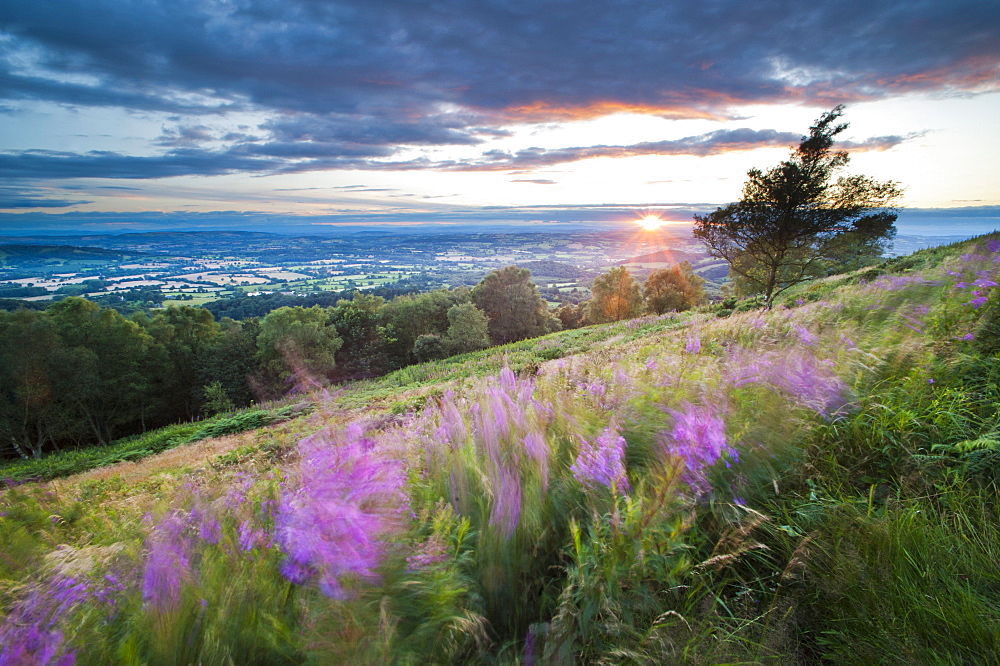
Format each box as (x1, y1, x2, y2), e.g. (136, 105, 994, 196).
(0, 0, 998, 234)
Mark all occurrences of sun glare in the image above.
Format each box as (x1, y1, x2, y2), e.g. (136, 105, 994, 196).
(637, 215, 665, 231)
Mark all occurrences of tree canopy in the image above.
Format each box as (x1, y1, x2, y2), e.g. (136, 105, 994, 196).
(586, 267, 645, 323)
(693, 106, 902, 307)
(471, 266, 558, 345)
(644, 262, 707, 314)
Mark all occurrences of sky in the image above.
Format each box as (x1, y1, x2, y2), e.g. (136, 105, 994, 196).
(0, 0, 998, 235)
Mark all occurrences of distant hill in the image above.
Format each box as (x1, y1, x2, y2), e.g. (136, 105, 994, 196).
(617, 248, 699, 265)
(694, 262, 731, 280)
(0, 244, 138, 265)
(519, 260, 589, 279)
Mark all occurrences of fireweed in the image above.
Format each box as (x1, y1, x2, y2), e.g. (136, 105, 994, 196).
(275, 427, 408, 599)
(661, 402, 737, 495)
(571, 425, 629, 493)
(0, 575, 87, 665)
(724, 346, 850, 419)
(142, 511, 194, 613)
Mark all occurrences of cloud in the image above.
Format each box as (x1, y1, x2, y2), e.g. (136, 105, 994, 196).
(0, 196, 90, 208)
(0, 0, 990, 188)
(1, 1, 995, 127)
(511, 179, 557, 185)
(0, 125, 921, 181)
(0, 185, 91, 209)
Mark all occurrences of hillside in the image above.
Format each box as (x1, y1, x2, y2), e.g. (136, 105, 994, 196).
(1, 234, 999, 663)
(0, 244, 137, 265)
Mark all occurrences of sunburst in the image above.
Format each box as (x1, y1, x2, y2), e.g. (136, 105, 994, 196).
(637, 215, 665, 231)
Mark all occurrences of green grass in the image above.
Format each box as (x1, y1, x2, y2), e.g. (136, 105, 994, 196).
(0, 402, 312, 483)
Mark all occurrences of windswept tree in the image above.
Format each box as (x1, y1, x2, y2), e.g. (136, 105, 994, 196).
(644, 262, 707, 314)
(472, 266, 559, 345)
(693, 106, 902, 308)
(586, 266, 644, 324)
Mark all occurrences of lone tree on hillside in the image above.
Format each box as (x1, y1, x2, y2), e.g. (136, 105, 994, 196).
(693, 106, 902, 308)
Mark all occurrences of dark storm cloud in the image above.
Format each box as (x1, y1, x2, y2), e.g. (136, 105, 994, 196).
(0, 0, 994, 181)
(3, 1, 996, 117)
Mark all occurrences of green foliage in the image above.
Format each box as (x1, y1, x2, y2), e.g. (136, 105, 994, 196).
(586, 266, 645, 323)
(644, 261, 707, 314)
(443, 302, 490, 355)
(471, 265, 559, 344)
(256, 305, 342, 395)
(0, 404, 308, 483)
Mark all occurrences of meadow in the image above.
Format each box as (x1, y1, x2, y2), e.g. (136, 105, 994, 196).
(1, 234, 998, 664)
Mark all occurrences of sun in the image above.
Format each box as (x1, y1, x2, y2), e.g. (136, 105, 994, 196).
(637, 215, 665, 231)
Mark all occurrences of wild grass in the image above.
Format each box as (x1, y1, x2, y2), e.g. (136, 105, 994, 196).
(0, 403, 312, 484)
(2, 232, 999, 664)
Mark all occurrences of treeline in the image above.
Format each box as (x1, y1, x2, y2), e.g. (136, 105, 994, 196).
(0, 266, 550, 460)
(0, 263, 705, 461)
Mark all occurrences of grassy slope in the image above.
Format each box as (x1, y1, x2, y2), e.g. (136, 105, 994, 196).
(1, 234, 998, 664)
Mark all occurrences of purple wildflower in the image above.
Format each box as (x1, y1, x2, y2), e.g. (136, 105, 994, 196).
(685, 335, 701, 354)
(645, 357, 658, 371)
(969, 296, 988, 308)
(765, 351, 850, 418)
(237, 520, 269, 552)
(792, 325, 817, 346)
(142, 511, 192, 612)
(198, 514, 222, 544)
(275, 429, 407, 599)
(973, 278, 997, 289)
(406, 534, 450, 572)
(500, 365, 516, 391)
(524, 626, 537, 666)
(0, 575, 86, 664)
(571, 426, 629, 493)
(987, 239, 1000, 253)
(663, 403, 737, 495)
(523, 431, 550, 488)
(489, 464, 522, 538)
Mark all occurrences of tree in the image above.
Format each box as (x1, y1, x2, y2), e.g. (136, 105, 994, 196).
(444, 303, 490, 355)
(471, 266, 559, 345)
(330, 293, 390, 380)
(412, 333, 447, 363)
(693, 106, 902, 308)
(137, 305, 222, 421)
(644, 262, 707, 313)
(256, 306, 342, 395)
(586, 266, 645, 324)
(46, 297, 155, 443)
(380, 288, 468, 368)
